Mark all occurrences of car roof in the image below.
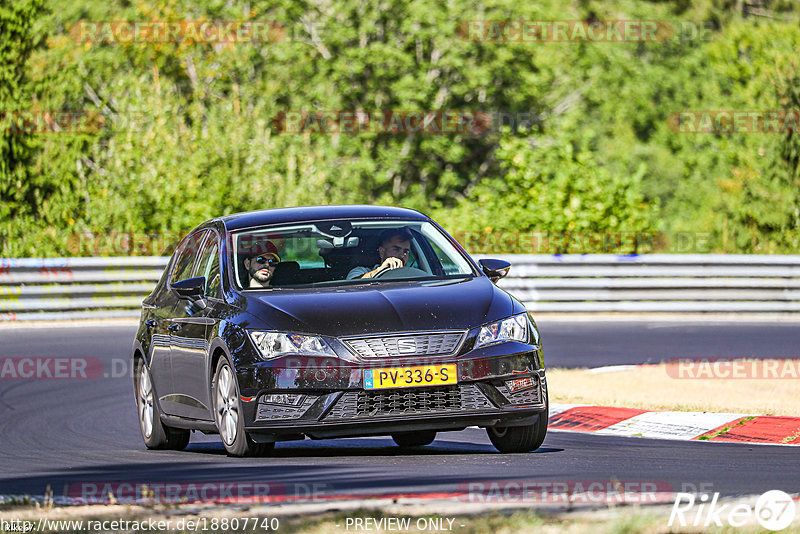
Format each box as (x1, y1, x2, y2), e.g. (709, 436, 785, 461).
(218, 205, 430, 232)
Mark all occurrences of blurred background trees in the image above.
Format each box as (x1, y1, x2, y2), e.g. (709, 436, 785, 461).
(1, 0, 798, 255)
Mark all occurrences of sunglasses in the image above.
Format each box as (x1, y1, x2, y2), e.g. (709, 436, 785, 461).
(252, 254, 280, 266)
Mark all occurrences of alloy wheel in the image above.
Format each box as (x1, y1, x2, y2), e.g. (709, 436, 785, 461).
(138, 365, 154, 438)
(216, 364, 239, 446)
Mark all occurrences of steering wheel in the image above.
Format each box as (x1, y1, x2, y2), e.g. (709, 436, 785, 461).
(372, 265, 429, 280)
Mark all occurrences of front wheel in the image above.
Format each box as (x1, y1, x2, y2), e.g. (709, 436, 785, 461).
(213, 358, 274, 457)
(136, 361, 190, 450)
(487, 392, 548, 453)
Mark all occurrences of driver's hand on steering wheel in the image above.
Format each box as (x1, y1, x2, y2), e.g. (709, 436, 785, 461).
(362, 257, 404, 278)
(380, 257, 404, 270)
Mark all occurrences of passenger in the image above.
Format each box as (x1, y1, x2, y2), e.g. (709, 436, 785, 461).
(242, 241, 281, 288)
(347, 229, 412, 279)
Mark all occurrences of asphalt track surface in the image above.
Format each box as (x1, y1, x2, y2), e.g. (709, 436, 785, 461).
(1, 321, 799, 500)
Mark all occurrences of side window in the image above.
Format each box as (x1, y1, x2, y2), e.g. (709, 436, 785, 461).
(192, 234, 221, 299)
(171, 231, 207, 284)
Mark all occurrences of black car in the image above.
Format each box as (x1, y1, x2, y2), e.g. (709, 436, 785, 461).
(132, 205, 548, 456)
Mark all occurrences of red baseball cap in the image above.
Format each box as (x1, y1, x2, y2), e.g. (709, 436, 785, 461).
(239, 239, 279, 259)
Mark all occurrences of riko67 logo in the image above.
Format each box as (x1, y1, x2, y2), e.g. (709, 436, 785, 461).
(757, 490, 797, 531)
(669, 489, 796, 530)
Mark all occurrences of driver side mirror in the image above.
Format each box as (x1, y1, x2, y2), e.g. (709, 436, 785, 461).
(172, 276, 206, 299)
(479, 259, 511, 283)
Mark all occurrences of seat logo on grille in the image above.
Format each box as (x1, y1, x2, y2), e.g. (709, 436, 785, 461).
(396, 339, 416, 354)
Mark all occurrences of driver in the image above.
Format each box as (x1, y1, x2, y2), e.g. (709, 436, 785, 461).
(242, 240, 281, 288)
(347, 229, 412, 279)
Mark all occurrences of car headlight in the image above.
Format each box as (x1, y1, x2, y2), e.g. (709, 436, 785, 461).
(249, 331, 336, 360)
(475, 314, 529, 348)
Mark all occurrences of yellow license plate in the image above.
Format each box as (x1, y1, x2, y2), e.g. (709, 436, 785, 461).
(363, 364, 457, 390)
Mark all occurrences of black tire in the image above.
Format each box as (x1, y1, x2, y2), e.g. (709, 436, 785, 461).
(135, 360, 190, 451)
(487, 391, 549, 453)
(212, 358, 274, 457)
(165, 427, 191, 450)
(392, 430, 437, 447)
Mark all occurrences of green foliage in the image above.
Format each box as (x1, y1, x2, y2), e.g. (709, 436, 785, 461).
(2, 0, 800, 255)
(0, 0, 48, 252)
(441, 125, 652, 246)
(727, 58, 800, 253)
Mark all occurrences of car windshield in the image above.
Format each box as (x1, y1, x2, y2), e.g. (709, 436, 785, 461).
(233, 219, 475, 289)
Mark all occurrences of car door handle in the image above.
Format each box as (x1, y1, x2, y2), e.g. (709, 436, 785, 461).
(168, 323, 181, 332)
(145, 319, 157, 328)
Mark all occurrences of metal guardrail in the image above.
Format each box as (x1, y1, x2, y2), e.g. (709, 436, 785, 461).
(491, 254, 800, 313)
(0, 257, 168, 321)
(1, 255, 799, 321)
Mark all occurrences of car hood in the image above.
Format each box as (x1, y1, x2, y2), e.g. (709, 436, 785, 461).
(239, 277, 520, 337)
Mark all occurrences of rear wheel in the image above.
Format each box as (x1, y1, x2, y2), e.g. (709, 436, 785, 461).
(392, 430, 436, 448)
(487, 392, 548, 453)
(213, 358, 274, 457)
(136, 361, 190, 450)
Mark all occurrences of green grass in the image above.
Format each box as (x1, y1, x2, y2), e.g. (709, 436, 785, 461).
(697, 416, 756, 440)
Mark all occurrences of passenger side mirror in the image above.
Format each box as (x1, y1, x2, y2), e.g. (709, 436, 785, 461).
(172, 276, 205, 299)
(479, 259, 511, 283)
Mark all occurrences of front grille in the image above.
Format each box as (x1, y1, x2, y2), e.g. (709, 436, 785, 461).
(462, 384, 495, 410)
(496, 382, 542, 405)
(344, 331, 466, 358)
(359, 386, 460, 416)
(255, 395, 317, 421)
(324, 384, 494, 420)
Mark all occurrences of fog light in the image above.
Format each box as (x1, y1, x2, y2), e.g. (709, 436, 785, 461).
(260, 393, 305, 406)
(505, 376, 536, 393)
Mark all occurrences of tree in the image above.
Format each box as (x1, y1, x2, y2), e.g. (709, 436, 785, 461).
(0, 0, 47, 253)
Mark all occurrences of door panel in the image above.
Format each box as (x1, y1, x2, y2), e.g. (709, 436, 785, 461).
(159, 230, 208, 417)
(167, 310, 214, 419)
(146, 302, 175, 407)
(166, 230, 221, 421)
